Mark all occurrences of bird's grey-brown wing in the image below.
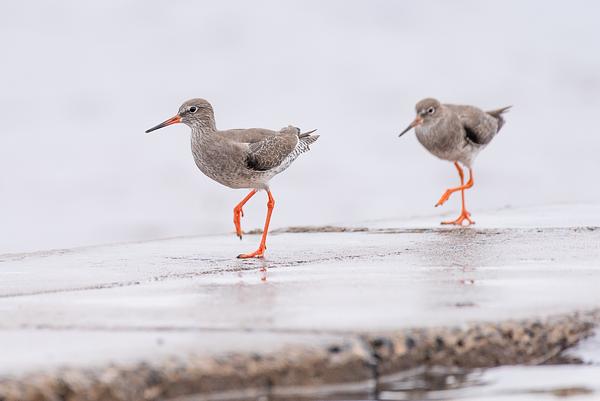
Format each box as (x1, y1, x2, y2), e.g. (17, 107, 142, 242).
(216, 126, 318, 171)
(245, 126, 319, 171)
(446, 105, 500, 146)
(245, 132, 300, 171)
(217, 128, 279, 144)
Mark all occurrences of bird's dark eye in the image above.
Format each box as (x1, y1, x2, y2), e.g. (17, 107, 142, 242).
(189, 106, 198, 113)
(427, 107, 435, 114)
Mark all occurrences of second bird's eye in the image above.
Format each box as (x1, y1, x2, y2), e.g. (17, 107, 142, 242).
(427, 107, 435, 114)
(189, 106, 198, 113)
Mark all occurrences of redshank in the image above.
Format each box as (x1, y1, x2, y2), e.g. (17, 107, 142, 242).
(398, 98, 511, 225)
(146, 99, 319, 258)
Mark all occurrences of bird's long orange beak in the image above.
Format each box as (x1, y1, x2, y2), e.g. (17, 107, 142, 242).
(398, 116, 423, 137)
(145, 115, 182, 133)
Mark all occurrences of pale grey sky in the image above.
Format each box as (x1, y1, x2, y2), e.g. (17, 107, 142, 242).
(1, 1, 599, 253)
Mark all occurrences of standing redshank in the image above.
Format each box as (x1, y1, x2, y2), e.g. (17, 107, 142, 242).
(146, 99, 319, 258)
(398, 98, 511, 225)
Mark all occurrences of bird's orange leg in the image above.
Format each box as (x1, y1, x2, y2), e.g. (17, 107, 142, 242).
(435, 164, 474, 207)
(233, 189, 257, 239)
(441, 163, 475, 226)
(237, 191, 275, 259)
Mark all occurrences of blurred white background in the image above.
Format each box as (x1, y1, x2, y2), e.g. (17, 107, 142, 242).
(1, 1, 599, 254)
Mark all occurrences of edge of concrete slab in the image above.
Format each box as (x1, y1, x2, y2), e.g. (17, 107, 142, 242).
(1, 310, 598, 401)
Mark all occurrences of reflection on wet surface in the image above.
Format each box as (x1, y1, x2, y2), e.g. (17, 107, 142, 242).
(377, 367, 482, 399)
(199, 332, 600, 401)
(268, 366, 599, 401)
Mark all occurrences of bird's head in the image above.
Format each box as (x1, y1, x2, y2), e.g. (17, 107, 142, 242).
(398, 98, 442, 137)
(145, 98, 215, 133)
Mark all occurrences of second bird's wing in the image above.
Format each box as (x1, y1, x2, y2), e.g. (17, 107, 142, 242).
(448, 105, 499, 146)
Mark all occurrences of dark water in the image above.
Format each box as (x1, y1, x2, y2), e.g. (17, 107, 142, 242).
(190, 332, 600, 401)
(269, 365, 598, 400)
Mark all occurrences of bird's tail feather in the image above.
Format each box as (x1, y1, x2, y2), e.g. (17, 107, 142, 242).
(487, 106, 512, 132)
(299, 129, 317, 138)
(300, 134, 319, 147)
(297, 129, 319, 151)
(299, 129, 319, 147)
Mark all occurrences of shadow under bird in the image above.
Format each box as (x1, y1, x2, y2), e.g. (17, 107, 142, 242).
(146, 99, 319, 258)
(399, 98, 511, 225)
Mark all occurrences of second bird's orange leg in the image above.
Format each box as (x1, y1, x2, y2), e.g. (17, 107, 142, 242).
(237, 191, 275, 259)
(440, 163, 475, 226)
(435, 163, 473, 207)
(233, 189, 257, 239)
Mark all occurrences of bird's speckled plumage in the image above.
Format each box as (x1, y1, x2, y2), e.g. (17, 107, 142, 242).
(176, 99, 319, 190)
(412, 98, 510, 167)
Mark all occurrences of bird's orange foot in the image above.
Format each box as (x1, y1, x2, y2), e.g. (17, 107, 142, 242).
(441, 211, 475, 226)
(435, 189, 455, 207)
(237, 246, 266, 259)
(233, 207, 244, 239)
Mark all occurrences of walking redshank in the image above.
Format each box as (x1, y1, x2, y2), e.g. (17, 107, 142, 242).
(398, 98, 511, 225)
(146, 99, 319, 258)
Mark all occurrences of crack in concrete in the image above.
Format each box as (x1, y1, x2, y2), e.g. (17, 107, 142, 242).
(0, 248, 408, 299)
(6, 323, 359, 336)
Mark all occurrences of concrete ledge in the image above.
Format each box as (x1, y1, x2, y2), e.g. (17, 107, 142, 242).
(1, 310, 597, 401)
(366, 310, 599, 377)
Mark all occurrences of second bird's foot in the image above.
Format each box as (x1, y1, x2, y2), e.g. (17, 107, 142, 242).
(435, 190, 454, 207)
(441, 211, 475, 226)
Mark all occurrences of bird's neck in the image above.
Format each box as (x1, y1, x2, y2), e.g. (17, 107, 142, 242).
(191, 118, 217, 135)
(191, 122, 217, 150)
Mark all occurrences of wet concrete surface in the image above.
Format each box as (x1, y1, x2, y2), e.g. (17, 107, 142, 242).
(0, 204, 599, 400)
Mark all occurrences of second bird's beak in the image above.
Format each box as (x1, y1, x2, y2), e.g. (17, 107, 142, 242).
(398, 116, 423, 137)
(145, 115, 182, 133)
